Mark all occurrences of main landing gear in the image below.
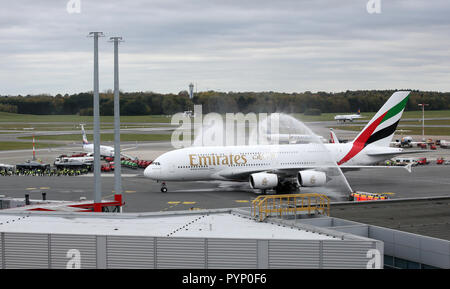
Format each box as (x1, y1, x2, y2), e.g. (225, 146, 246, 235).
(161, 182, 168, 193)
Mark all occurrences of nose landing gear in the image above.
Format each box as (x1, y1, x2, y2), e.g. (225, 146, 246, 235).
(161, 182, 168, 193)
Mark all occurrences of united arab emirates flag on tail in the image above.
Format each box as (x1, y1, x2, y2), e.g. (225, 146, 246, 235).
(338, 91, 410, 165)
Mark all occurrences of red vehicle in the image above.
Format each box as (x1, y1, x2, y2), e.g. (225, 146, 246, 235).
(104, 157, 114, 162)
(430, 145, 437, 150)
(70, 153, 88, 157)
(137, 160, 152, 168)
(417, 157, 429, 165)
(101, 164, 110, 172)
(437, 158, 445, 165)
(101, 163, 114, 172)
(418, 143, 427, 149)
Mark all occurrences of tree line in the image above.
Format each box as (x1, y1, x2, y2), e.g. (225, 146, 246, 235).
(0, 90, 449, 115)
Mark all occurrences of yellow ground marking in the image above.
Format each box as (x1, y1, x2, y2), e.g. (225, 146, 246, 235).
(40, 187, 50, 190)
(112, 190, 136, 194)
(161, 202, 181, 212)
(182, 201, 196, 205)
(26, 187, 37, 190)
(235, 200, 250, 203)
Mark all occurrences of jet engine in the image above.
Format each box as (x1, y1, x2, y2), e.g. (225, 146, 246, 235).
(249, 172, 278, 189)
(297, 170, 327, 187)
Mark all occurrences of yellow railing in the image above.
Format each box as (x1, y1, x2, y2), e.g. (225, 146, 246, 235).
(251, 193, 330, 222)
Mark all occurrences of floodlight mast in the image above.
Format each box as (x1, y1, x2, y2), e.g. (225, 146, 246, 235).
(109, 36, 124, 212)
(88, 32, 104, 212)
(418, 103, 429, 142)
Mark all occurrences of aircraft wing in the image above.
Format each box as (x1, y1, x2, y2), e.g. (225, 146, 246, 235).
(216, 162, 412, 181)
(120, 152, 138, 160)
(216, 163, 345, 181)
(48, 147, 83, 153)
(120, 145, 137, 152)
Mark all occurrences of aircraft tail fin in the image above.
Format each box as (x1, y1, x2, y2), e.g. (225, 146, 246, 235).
(338, 91, 410, 165)
(352, 91, 410, 148)
(81, 124, 89, 145)
(330, 128, 340, 144)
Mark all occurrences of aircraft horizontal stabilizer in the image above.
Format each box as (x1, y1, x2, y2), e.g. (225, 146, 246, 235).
(340, 164, 412, 173)
(365, 149, 430, 156)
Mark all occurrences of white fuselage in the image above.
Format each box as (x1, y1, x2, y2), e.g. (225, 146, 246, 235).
(82, 144, 114, 157)
(55, 156, 94, 164)
(334, 114, 363, 121)
(144, 143, 391, 182)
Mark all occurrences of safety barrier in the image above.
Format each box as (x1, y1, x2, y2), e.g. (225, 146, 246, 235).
(251, 193, 330, 222)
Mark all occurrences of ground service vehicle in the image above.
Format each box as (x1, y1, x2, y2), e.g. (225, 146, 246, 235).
(417, 158, 429, 165)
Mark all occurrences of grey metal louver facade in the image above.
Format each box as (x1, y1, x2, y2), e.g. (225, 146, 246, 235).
(107, 236, 155, 269)
(156, 237, 205, 269)
(50, 234, 97, 269)
(207, 239, 258, 269)
(0, 232, 380, 269)
(322, 240, 375, 269)
(268, 240, 320, 269)
(4, 233, 48, 269)
(0, 233, 4, 269)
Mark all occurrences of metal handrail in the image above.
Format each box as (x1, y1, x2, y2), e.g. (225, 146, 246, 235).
(252, 193, 330, 221)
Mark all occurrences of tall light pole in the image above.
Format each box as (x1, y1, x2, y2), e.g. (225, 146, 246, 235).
(31, 128, 36, 161)
(88, 32, 104, 212)
(110, 36, 124, 212)
(418, 103, 429, 142)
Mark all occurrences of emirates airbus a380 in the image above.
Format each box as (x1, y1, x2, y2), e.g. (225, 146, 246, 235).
(145, 91, 418, 193)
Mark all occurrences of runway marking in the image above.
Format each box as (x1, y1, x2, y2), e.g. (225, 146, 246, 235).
(235, 200, 250, 203)
(40, 187, 50, 190)
(182, 201, 196, 205)
(167, 201, 180, 204)
(26, 187, 37, 190)
(125, 190, 136, 194)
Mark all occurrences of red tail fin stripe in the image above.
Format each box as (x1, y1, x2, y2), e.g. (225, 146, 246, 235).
(337, 111, 387, 165)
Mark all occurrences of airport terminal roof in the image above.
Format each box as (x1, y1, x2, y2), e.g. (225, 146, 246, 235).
(330, 197, 450, 241)
(0, 210, 337, 240)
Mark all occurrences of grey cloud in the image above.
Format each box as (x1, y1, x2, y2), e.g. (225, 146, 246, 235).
(0, 0, 450, 95)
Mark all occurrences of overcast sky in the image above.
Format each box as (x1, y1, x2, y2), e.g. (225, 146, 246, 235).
(1, 0, 449, 95)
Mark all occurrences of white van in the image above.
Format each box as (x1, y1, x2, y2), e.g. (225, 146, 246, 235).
(392, 157, 418, 166)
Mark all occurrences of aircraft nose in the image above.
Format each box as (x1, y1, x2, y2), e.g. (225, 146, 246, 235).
(144, 165, 153, 179)
(144, 165, 160, 180)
